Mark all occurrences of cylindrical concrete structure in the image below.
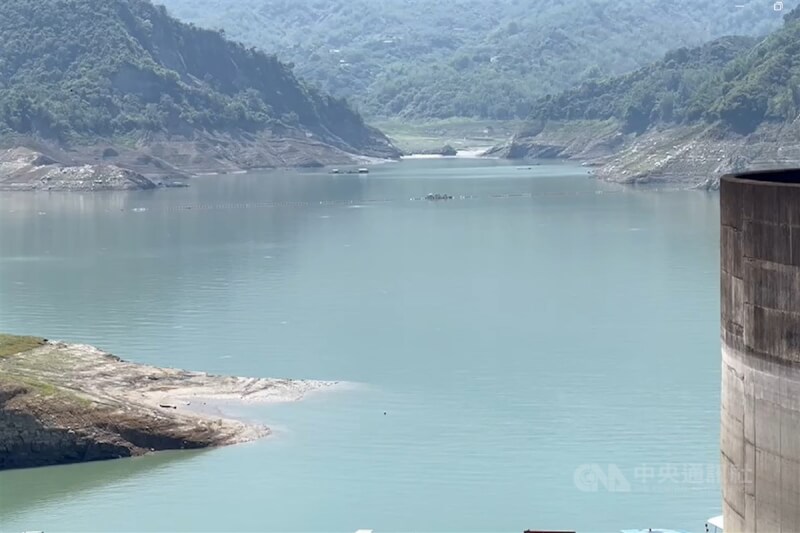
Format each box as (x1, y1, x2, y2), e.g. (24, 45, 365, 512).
(721, 170, 800, 533)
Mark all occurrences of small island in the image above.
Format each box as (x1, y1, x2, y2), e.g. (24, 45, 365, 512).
(0, 335, 332, 470)
(408, 144, 459, 157)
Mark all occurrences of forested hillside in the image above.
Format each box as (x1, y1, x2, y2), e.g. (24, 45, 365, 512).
(527, 7, 800, 135)
(490, 7, 800, 187)
(527, 36, 757, 134)
(708, 7, 800, 133)
(159, 0, 794, 119)
(0, 0, 395, 158)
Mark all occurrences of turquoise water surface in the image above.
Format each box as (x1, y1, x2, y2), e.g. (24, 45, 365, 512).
(0, 158, 721, 532)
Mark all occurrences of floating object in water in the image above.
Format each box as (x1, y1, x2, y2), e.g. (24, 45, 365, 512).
(331, 168, 367, 174)
(424, 193, 454, 201)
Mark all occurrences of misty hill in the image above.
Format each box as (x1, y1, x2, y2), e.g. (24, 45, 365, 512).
(0, 0, 397, 189)
(159, 0, 794, 120)
(491, 8, 800, 187)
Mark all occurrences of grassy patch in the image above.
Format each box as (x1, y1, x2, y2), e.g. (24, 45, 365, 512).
(0, 335, 46, 358)
(537, 119, 621, 139)
(0, 370, 92, 405)
(12, 376, 59, 396)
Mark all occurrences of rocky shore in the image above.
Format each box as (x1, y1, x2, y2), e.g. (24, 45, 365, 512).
(0, 147, 165, 192)
(0, 335, 332, 470)
(0, 127, 401, 192)
(487, 120, 800, 188)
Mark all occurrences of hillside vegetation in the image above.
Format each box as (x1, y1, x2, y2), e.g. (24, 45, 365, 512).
(159, 0, 794, 120)
(527, 36, 757, 134)
(491, 7, 800, 186)
(708, 7, 800, 133)
(0, 0, 394, 157)
(527, 7, 800, 135)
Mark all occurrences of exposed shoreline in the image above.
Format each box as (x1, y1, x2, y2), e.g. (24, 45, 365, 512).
(0, 129, 402, 192)
(486, 119, 800, 189)
(0, 336, 335, 470)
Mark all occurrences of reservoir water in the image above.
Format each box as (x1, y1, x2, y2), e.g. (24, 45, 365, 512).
(0, 158, 720, 532)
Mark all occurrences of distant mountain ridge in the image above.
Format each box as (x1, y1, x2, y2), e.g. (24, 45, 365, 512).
(0, 0, 398, 190)
(159, 0, 795, 120)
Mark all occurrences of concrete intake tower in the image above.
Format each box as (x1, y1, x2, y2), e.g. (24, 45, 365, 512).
(721, 170, 800, 532)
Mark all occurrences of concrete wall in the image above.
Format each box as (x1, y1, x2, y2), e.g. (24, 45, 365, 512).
(721, 171, 800, 532)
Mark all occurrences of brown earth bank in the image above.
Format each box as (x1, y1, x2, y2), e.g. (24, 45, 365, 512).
(0, 335, 334, 470)
(0, 128, 400, 192)
(486, 120, 800, 189)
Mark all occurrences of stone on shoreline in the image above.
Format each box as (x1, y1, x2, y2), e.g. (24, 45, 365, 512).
(0, 147, 158, 191)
